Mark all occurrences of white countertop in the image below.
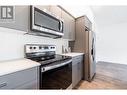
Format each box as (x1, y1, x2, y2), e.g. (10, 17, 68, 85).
(60, 52, 84, 57)
(0, 58, 41, 76)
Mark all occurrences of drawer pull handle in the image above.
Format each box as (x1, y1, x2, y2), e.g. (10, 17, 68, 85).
(0, 83, 7, 88)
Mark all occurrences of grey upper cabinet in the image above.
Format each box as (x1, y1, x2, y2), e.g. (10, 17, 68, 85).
(61, 9, 75, 40)
(50, 6, 62, 19)
(61, 10, 70, 39)
(69, 16, 75, 41)
(0, 6, 51, 33)
(0, 6, 29, 32)
(84, 16, 92, 30)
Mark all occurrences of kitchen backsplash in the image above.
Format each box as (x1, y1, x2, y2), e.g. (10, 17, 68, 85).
(0, 27, 68, 62)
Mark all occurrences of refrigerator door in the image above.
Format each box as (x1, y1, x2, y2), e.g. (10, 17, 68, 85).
(89, 31, 96, 81)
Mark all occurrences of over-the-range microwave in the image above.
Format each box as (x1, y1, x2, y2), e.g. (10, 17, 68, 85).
(30, 6, 64, 38)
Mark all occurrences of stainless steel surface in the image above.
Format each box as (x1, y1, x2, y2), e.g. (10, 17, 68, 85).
(25, 44, 56, 53)
(89, 32, 96, 80)
(66, 84, 72, 89)
(25, 44, 72, 89)
(41, 59, 72, 72)
(60, 20, 63, 32)
(26, 32, 61, 39)
(30, 6, 64, 37)
(32, 25, 64, 36)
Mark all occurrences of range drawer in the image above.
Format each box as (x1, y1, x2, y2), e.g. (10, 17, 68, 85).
(0, 67, 38, 89)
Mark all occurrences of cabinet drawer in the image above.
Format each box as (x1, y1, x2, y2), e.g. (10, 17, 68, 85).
(16, 80, 39, 89)
(0, 67, 38, 89)
(73, 55, 83, 63)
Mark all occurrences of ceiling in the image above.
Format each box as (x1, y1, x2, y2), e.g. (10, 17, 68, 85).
(61, 6, 127, 27)
(91, 6, 127, 26)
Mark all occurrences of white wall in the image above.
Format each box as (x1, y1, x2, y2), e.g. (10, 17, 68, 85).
(0, 27, 68, 62)
(96, 22, 127, 64)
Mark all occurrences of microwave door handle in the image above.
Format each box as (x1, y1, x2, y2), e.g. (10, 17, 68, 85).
(60, 21, 63, 31)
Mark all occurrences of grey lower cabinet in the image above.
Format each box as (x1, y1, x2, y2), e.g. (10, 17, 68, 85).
(0, 66, 39, 89)
(16, 80, 38, 89)
(72, 55, 83, 88)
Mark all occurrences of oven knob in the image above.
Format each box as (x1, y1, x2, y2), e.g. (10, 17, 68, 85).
(42, 68, 45, 72)
(29, 47, 32, 49)
(51, 47, 55, 49)
(33, 47, 36, 49)
(44, 47, 48, 49)
(39, 46, 42, 49)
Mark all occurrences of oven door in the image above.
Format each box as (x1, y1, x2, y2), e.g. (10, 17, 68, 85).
(40, 59, 72, 89)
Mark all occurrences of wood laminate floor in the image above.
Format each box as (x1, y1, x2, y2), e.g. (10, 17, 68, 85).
(76, 61, 127, 89)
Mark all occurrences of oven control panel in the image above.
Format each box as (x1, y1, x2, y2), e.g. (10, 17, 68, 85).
(25, 44, 56, 53)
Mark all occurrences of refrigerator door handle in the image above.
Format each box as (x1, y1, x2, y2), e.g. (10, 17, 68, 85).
(91, 49, 93, 55)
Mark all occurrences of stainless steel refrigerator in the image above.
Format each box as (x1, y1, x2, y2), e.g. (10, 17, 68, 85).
(73, 16, 96, 82)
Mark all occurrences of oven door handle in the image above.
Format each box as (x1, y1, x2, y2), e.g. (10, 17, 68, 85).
(41, 59, 72, 72)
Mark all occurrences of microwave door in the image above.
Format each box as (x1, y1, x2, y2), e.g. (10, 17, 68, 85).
(30, 6, 64, 37)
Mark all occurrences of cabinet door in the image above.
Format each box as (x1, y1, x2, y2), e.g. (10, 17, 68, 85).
(0, 6, 29, 32)
(62, 10, 75, 40)
(72, 60, 79, 88)
(78, 61, 83, 82)
(72, 55, 83, 88)
(78, 56, 83, 81)
(16, 80, 39, 89)
(84, 16, 92, 30)
(69, 16, 75, 41)
(61, 10, 70, 39)
(0, 67, 39, 89)
(50, 6, 62, 18)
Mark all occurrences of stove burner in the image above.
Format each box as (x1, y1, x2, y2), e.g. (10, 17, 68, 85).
(27, 54, 71, 66)
(25, 44, 71, 65)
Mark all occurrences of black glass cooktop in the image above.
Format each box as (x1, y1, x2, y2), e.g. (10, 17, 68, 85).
(28, 54, 72, 66)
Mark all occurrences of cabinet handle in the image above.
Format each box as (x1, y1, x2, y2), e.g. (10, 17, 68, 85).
(0, 82, 7, 88)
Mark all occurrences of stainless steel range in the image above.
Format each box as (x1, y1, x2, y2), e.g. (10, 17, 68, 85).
(25, 44, 72, 89)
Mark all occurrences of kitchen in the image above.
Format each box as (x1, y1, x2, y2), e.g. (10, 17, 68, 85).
(0, 5, 95, 89)
(0, 3, 127, 92)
